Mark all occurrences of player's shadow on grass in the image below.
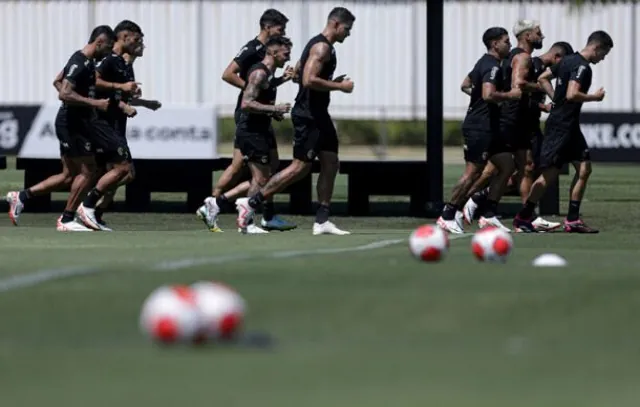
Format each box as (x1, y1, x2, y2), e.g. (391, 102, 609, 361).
(197, 331, 276, 351)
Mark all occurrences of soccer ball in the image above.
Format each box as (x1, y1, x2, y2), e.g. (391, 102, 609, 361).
(408, 224, 450, 261)
(191, 281, 246, 341)
(139, 285, 202, 344)
(471, 227, 513, 262)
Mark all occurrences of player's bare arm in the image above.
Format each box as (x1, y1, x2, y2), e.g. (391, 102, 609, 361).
(53, 70, 64, 92)
(222, 60, 245, 90)
(59, 79, 109, 111)
(303, 42, 352, 92)
(241, 70, 291, 114)
(537, 68, 556, 99)
(292, 60, 301, 83)
(567, 80, 605, 102)
(482, 82, 520, 103)
(512, 53, 539, 92)
(460, 75, 472, 96)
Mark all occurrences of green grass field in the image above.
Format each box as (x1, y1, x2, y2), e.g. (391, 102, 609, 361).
(0, 155, 639, 407)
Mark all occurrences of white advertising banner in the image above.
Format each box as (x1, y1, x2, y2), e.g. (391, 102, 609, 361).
(16, 105, 218, 159)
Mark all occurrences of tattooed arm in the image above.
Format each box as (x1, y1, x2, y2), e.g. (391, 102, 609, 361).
(241, 69, 291, 114)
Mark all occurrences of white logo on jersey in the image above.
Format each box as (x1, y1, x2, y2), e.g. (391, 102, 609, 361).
(490, 66, 499, 80)
(67, 64, 78, 77)
(235, 46, 248, 58)
(576, 65, 586, 79)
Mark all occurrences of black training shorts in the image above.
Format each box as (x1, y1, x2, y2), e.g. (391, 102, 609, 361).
(462, 129, 491, 164)
(235, 124, 276, 165)
(55, 110, 94, 157)
(292, 113, 338, 162)
(539, 124, 590, 170)
(530, 125, 544, 168)
(498, 122, 532, 152)
(91, 118, 132, 164)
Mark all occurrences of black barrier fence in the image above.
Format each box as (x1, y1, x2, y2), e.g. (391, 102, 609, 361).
(580, 113, 640, 163)
(0, 106, 41, 155)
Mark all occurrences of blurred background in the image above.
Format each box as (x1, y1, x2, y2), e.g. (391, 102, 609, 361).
(0, 0, 637, 161)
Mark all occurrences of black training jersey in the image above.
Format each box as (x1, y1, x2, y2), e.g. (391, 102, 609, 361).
(237, 63, 277, 132)
(95, 53, 136, 125)
(546, 52, 592, 129)
(292, 34, 337, 118)
(528, 56, 547, 125)
(59, 50, 96, 118)
(500, 48, 535, 126)
(462, 53, 505, 133)
(233, 38, 267, 112)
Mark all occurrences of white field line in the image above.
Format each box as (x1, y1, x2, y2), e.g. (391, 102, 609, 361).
(0, 234, 472, 293)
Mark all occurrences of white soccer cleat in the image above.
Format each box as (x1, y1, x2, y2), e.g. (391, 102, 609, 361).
(478, 216, 511, 233)
(6, 191, 24, 226)
(235, 198, 255, 233)
(462, 198, 478, 225)
(199, 197, 223, 232)
(312, 221, 350, 235)
(56, 216, 93, 232)
(436, 216, 464, 234)
(76, 203, 102, 231)
(96, 220, 113, 232)
(532, 217, 562, 232)
(244, 224, 269, 234)
(455, 210, 464, 230)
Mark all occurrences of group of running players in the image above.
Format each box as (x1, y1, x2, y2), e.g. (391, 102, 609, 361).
(437, 20, 612, 234)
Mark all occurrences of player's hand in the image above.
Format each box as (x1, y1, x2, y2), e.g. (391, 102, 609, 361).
(145, 100, 162, 111)
(339, 78, 354, 93)
(121, 81, 141, 93)
(510, 88, 522, 99)
(132, 87, 143, 99)
(541, 103, 553, 113)
(594, 87, 606, 101)
(123, 104, 137, 118)
(94, 98, 110, 112)
(274, 103, 292, 114)
(271, 112, 285, 121)
(281, 65, 295, 82)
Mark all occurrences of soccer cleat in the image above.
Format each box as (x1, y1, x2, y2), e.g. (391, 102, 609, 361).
(455, 210, 464, 230)
(244, 224, 270, 234)
(95, 219, 113, 232)
(437, 216, 464, 234)
(261, 215, 297, 231)
(462, 198, 478, 225)
(532, 217, 562, 232)
(235, 198, 255, 233)
(478, 216, 511, 233)
(56, 216, 93, 232)
(312, 221, 350, 235)
(76, 204, 102, 231)
(512, 214, 538, 233)
(6, 191, 24, 226)
(563, 218, 599, 234)
(197, 200, 223, 232)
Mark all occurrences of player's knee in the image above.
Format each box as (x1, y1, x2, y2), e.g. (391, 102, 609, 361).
(579, 162, 592, 180)
(290, 159, 312, 177)
(523, 161, 536, 178)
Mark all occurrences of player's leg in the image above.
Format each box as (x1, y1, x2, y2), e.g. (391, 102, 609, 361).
(462, 161, 496, 224)
(563, 131, 597, 233)
(476, 149, 514, 232)
(94, 158, 135, 230)
(259, 144, 297, 231)
(77, 124, 132, 230)
(437, 131, 487, 233)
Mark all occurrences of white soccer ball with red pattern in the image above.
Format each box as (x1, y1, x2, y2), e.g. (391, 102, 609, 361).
(409, 224, 450, 262)
(139, 285, 202, 344)
(191, 281, 246, 341)
(471, 227, 513, 262)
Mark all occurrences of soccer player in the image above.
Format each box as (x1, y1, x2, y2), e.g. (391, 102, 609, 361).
(232, 36, 293, 233)
(198, 8, 296, 232)
(74, 20, 144, 230)
(437, 27, 519, 234)
(5, 26, 115, 231)
(91, 31, 161, 229)
(235, 7, 355, 235)
(513, 31, 613, 233)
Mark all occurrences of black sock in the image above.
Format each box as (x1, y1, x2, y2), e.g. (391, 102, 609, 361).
(263, 200, 275, 222)
(83, 188, 104, 209)
(248, 192, 265, 210)
(471, 189, 489, 205)
(567, 200, 581, 221)
(61, 210, 75, 223)
(95, 207, 104, 223)
(482, 199, 499, 218)
(216, 194, 232, 212)
(519, 200, 537, 219)
(19, 189, 32, 202)
(441, 203, 458, 220)
(315, 204, 330, 224)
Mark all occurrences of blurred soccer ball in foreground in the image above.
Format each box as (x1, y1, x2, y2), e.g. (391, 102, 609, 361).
(471, 227, 513, 262)
(409, 224, 450, 262)
(139, 285, 201, 344)
(191, 281, 246, 341)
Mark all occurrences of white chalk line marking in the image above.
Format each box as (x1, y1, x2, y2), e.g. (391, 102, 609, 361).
(0, 234, 473, 293)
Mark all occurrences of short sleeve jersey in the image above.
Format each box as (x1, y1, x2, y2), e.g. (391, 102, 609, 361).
(237, 63, 277, 132)
(95, 53, 136, 125)
(546, 53, 592, 129)
(60, 51, 97, 118)
(292, 34, 337, 118)
(233, 38, 267, 112)
(462, 53, 505, 133)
